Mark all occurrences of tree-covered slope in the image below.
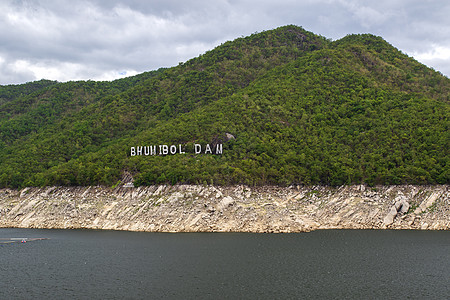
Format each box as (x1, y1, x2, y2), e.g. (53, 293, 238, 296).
(0, 25, 448, 188)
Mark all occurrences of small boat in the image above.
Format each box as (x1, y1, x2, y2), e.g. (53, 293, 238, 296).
(0, 238, 49, 244)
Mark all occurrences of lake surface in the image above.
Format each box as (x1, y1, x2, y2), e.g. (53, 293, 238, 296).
(1, 228, 449, 299)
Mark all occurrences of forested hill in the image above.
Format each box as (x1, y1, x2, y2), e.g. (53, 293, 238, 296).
(0, 25, 449, 188)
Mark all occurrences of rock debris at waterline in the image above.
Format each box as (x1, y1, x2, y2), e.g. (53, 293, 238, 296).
(0, 185, 448, 232)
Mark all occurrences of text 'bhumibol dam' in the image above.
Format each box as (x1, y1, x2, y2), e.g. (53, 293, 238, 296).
(130, 144, 223, 156)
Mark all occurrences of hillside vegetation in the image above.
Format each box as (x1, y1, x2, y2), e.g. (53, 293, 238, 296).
(0, 25, 448, 188)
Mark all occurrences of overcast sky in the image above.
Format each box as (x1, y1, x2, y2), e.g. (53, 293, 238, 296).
(1, 0, 449, 85)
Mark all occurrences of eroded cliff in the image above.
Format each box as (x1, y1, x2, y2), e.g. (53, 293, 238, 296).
(1, 185, 448, 232)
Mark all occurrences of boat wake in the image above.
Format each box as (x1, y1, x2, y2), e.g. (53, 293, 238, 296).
(0, 238, 49, 244)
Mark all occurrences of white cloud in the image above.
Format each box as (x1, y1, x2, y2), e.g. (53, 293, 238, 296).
(94, 69, 139, 81)
(0, 0, 449, 84)
(11, 59, 85, 82)
(412, 45, 450, 75)
(414, 45, 450, 61)
(337, 0, 393, 28)
(0, 0, 237, 84)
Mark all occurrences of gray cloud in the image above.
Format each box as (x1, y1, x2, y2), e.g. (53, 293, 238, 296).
(1, 0, 449, 85)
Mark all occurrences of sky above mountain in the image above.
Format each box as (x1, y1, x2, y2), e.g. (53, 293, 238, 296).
(1, 0, 449, 85)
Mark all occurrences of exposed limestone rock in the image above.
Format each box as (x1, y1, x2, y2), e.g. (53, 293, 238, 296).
(0, 185, 448, 232)
(225, 133, 235, 141)
(217, 196, 234, 211)
(415, 191, 440, 214)
(383, 197, 410, 226)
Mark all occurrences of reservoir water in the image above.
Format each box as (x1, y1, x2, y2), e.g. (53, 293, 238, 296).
(1, 228, 449, 299)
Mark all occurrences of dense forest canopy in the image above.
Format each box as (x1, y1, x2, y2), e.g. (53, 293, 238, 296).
(0, 25, 449, 188)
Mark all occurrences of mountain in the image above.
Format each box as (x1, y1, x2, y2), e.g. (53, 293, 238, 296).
(0, 25, 448, 188)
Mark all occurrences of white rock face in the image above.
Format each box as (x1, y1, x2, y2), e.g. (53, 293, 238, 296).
(415, 192, 441, 214)
(0, 185, 448, 232)
(217, 196, 234, 211)
(383, 198, 410, 226)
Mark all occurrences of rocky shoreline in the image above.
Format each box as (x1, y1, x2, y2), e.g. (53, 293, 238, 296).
(0, 185, 449, 232)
